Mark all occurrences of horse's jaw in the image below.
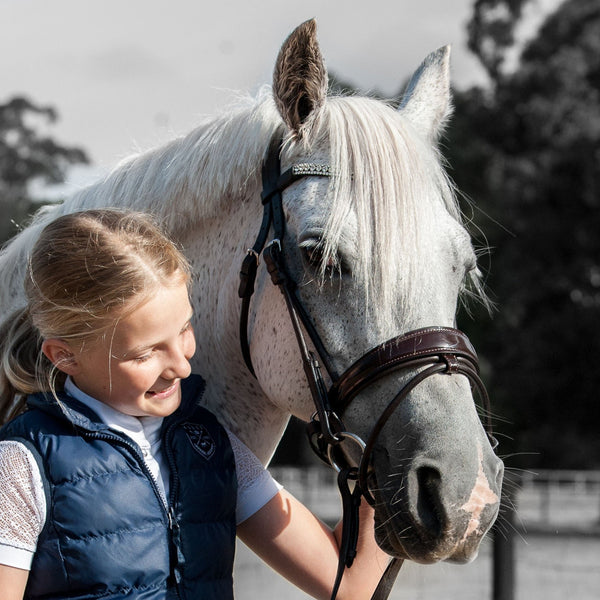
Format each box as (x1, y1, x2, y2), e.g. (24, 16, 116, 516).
(178, 205, 298, 466)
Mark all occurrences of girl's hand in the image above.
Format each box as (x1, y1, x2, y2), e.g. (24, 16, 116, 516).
(237, 488, 390, 600)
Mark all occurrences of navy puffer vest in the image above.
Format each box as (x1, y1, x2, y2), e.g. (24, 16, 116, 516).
(0, 375, 237, 600)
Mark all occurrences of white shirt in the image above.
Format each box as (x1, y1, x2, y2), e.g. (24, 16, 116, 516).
(0, 378, 281, 570)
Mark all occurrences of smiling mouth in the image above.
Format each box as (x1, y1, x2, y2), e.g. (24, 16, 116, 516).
(147, 381, 179, 399)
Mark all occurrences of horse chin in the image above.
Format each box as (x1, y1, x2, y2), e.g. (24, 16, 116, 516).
(373, 505, 487, 565)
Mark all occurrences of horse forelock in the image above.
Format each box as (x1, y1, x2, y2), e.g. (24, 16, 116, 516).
(293, 95, 473, 332)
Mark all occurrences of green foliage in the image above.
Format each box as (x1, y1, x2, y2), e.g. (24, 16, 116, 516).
(0, 96, 88, 244)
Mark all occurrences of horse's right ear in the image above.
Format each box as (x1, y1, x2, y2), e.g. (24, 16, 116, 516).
(273, 19, 328, 139)
(398, 46, 453, 141)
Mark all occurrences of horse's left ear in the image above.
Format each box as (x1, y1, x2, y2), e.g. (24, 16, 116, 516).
(398, 46, 453, 141)
(273, 19, 328, 138)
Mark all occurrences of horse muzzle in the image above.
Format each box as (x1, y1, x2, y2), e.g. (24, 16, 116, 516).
(368, 424, 503, 564)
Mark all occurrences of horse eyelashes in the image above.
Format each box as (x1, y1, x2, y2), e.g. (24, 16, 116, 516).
(301, 244, 350, 278)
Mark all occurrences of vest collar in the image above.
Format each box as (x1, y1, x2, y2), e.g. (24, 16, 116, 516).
(26, 374, 206, 433)
(27, 391, 108, 432)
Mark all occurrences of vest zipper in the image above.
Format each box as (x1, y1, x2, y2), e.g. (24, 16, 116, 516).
(163, 417, 186, 600)
(82, 430, 167, 507)
(163, 418, 183, 509)
(81, 429, 184, 599)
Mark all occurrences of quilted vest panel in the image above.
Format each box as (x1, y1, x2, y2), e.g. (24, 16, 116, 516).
(0, 375, 237, 600)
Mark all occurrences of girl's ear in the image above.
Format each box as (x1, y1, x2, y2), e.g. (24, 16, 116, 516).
(41, 339, 80, 376)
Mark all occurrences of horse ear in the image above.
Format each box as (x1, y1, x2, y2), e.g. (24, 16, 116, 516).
(273, 19, 328, 138)
(398, 46, 453, 141)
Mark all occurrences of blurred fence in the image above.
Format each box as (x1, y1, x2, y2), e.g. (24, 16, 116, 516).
(492, 469, 600, 600)
(516, 469, 600, 533)
(235, 466, 600, 600)
(269, 465, 600, 532)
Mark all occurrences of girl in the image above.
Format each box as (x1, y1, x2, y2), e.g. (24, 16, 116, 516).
(0, 209, 388, 600)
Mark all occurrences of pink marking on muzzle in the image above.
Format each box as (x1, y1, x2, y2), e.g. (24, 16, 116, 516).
(460, 442, 499, 540)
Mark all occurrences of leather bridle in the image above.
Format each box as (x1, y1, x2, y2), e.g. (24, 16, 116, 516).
(238, 135, 496, 600)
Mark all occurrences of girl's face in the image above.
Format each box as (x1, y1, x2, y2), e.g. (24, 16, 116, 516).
(67, 281, 196, 418)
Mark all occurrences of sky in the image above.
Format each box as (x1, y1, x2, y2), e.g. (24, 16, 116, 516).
(2, 0, 557, 192)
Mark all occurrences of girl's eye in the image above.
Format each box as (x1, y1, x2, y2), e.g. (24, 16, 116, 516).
(133, 354, 152, 363)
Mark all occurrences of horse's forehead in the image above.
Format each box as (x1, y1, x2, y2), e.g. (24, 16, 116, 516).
(283, 136, 329, 164)
(283, 179, 468, 251)
(284, 177, 341, 226)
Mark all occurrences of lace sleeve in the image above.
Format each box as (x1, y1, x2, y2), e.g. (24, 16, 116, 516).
(226, 431, 282, 525)
(0, 440, 47, 569)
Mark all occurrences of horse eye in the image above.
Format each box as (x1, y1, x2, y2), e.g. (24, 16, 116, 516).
(301, 244, 325, 268)
(300, 243, 347, 276)
(301, 244, 325, 270)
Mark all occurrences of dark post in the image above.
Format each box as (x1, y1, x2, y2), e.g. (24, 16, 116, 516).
(492, 481, 518, 600)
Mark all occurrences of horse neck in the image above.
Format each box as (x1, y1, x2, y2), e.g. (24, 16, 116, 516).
(84, 104, 290, 464)
(175, 194, 291, 466)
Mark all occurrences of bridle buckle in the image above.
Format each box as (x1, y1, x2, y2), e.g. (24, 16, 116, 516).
(246, 248, 260, 266)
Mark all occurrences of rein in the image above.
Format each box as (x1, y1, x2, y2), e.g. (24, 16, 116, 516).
(238, 136, 495, 600)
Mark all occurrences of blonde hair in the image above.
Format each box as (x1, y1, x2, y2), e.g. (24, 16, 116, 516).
(0, 209, 191, 423)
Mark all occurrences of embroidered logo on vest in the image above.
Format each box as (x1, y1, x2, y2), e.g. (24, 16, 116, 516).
(182, 422, 216, 459)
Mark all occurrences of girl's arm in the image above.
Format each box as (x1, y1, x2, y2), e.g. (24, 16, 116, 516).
(237, 488, 390, 600)
(0, 565, 28, 600)
(0, 441, 45, 600)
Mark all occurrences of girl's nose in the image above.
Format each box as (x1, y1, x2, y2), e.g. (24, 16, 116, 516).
(166, 353, 192, 380)
(163, 331, 196, 380)
(162, 354, 191, 381)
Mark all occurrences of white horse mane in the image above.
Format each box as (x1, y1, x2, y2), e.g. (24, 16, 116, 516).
(0, 87, 482, 327)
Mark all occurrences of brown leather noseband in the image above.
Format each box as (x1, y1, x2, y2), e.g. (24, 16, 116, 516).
(329, 326, 493, 505)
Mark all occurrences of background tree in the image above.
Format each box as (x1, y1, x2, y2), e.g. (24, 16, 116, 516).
(0, 96, 88, 244)
(447, 0, 600, 469)
(467, 0, 528, 85)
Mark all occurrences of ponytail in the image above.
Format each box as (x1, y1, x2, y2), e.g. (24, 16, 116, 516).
(0, 307, 59, 424)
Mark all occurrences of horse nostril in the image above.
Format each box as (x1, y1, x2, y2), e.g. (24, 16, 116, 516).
(415, 465, 445, 538)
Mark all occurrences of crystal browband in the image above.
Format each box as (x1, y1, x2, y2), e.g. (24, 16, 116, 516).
(292, 163, 333, 176)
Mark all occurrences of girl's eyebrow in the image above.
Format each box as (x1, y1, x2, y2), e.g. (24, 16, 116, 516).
(116, 312, 194, 359)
